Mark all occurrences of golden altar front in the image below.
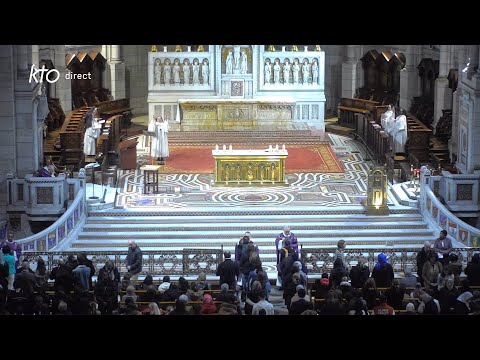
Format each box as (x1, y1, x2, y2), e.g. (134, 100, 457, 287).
(212, 149, 288, 186)
(178, 97, 295, 130)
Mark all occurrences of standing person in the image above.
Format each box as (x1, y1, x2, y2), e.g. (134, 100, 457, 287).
(125, 240, 143, 281)
(416, 241, 432, 285)
(371, 253, 394, 288)
(275, 226, 298, 264)
(0, 232, 22, 269)
(148, 116, 169, 162)
(2, 247, 16, 290)
(216, 251, 240, 290)
(433, 230, 452, 266)
(335, 240, 349, 271)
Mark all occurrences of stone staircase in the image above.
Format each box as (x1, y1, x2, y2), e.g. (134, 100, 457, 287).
(67, 207, 435, 270)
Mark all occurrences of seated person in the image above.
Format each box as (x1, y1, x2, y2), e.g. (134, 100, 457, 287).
(38, 164, 56, 177)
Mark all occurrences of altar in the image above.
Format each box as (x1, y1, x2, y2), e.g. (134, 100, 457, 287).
(178, 97, 295, 130)
(212, 148, 288, 186)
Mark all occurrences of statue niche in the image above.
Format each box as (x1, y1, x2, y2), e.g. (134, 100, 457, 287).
(222, 45, 252, 75)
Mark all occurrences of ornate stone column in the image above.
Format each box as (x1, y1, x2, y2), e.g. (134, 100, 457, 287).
(108, 45, 126, 99)
(433, 45, 453, 131)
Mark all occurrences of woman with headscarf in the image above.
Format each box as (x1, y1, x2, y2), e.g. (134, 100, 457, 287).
(454, 291, 473, 314)
(371, 253, 394, 288)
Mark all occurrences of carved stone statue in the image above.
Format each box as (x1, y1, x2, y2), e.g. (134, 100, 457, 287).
(314, 45, 321, 51)
(273, 59, 281, 84)
(291, 45, 299, 52)
(192, 59, 200, 84)
(163, 59, 172, 84)
(150, 45, 158, 52)
(173, 59, 181, 83)
(267, 45, 276, 51)
(302, 59, 310, 84)
(283, 59, 291, 84)
(175, 45, 183, 52)
(264, 59, 272, 84)
(311, 58, 319, 84)
(182, 60, 190, 84)
(240, 50, 248, 74)
(292, 59, 300, 84)
(154, 58, 162, 85)
(233, 45, 241, 70)
(226, 51, 233, 74)
(197, 45, 205, 52)
(202, 59, 209, 85)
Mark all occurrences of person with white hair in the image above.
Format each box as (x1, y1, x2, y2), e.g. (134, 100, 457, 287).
(416, 241, 432, 286)
(275, 226, 298, 264)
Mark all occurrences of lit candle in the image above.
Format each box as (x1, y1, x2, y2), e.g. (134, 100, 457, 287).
(275, 144, 279, 152)
(223, 144, 226, 151)
(269, 145, 273, 152)
(282, 144, 286, 151)
(215, 144, 219, 151)
(229, 144, 232, 151)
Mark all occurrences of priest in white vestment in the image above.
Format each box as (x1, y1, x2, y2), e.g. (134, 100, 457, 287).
(381, 105, 395, 134)
(148, 116, 169, 160)
(392, 115, 408, 154)
(83, 117, 101, 156)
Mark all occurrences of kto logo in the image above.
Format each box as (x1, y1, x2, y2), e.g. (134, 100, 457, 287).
(29, 64, 60, 84)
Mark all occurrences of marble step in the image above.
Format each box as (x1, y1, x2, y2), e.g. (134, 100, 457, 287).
(76, 227, 433, 239)
(81, 221, 428, 232)
(86, 213, 423, 224)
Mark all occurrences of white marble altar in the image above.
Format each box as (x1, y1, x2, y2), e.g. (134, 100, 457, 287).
(148, 45, 326, 129)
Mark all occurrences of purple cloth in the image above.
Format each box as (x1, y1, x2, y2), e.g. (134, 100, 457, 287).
(275, 232, 298, 264)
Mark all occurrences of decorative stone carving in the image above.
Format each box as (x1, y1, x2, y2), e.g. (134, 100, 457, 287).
(264, 59, 272, 84)
(311, 59, 319, 84)
(173, 59, 181, 83)
(182, 60, 190, 85)
(457, 184, 473, 200)
(267, 45, 276, 51)
(163, 59, 171, 84)
(150, 45, 158, 52)
(197, 45, 205, 52)
(202, 59, 209, 85)
(175, 45, 183, 52)
(273, 59, 281, 84)
(154, 58, 162, 85)
(37, 187, 53, 204)
(192, 59, 200, 84)
(302, 59, 310, 84)
(283, 59, 291, 84)
(226, 51, 234, 74)
(240, 50, 248, 74)
(292, 59, 300, 84)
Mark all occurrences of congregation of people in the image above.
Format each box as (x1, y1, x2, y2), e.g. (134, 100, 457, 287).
(0, 229, 479, 315)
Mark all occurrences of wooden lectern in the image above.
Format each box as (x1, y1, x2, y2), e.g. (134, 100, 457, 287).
(118, 138, 138, 170)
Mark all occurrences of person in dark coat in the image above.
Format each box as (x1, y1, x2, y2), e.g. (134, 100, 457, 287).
(371, 253, 394, 288)
(216, 251, 240, 290)
(416, 241, 432, 285)
(50, 259, 73, 293)
(125, 240, 143, 280)
(465, 253, 480, 286)
(329, 258, 348, 288)
(349, 257, 370, 289)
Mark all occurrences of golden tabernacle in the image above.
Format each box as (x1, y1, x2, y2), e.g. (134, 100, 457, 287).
(212, 148, 288, 186)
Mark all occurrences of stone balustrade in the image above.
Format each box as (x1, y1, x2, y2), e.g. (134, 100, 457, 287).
(420, 167, 480, 247)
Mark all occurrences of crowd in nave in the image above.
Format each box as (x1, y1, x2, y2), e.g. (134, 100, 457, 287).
(0, 228, 480, 315)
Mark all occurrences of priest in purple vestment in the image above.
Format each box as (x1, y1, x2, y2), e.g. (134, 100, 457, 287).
(275, 226, 298, 264)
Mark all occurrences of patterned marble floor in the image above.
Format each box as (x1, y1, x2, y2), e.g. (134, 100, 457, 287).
(114, 133, 399, 209)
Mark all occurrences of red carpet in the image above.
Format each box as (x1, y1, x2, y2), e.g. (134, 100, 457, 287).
(159, 144, 343, 174)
